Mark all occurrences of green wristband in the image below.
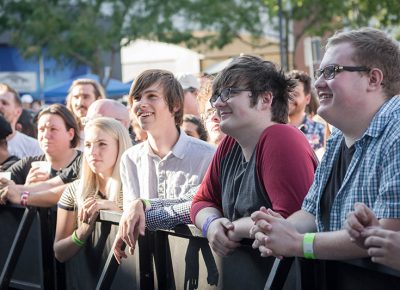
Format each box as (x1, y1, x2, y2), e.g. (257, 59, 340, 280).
(303, 233, 316, 259)
(140, 199, 151, 211)
(71, 230, 85, 247)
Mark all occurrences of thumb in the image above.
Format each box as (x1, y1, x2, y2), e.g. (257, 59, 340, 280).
(221, 218, 234, 230)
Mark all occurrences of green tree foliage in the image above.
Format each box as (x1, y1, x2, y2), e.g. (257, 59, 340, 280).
(262, 0, 400, 68)
(0, 0, 268, 79)
(1, 0, 399, 75)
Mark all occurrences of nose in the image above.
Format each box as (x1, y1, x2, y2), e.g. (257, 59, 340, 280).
(314, 73, 326, 90)
(211, 110, 220, 123)
(86, 143, 98, 156)
(75, 96, 83, 106)
(213, 96, 225, 109)
(42, 128, 51, 139)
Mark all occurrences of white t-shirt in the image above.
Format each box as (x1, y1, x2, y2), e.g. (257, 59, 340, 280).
(8, 131, 43, 159)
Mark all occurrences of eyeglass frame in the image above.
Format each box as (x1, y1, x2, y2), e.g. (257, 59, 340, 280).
(210, 87, 262, 108)
(314, 64, 370, 80)
(202, 108, 217, 121)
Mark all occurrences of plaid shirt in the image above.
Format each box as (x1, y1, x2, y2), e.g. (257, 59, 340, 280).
(303, 96, 400, 232)
(145, 186, 198, 231)
(299, 115, 325, 150)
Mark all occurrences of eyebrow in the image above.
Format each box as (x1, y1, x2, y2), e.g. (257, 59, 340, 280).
(85, 138, 108, 143)
(142, 89, 162, 94)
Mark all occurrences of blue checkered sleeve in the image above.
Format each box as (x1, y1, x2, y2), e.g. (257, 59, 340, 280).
(145, 185, 199, 231)
(373, 135, 400, 219)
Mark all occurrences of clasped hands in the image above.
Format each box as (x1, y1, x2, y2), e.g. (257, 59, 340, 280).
(250, 206, 301, 259)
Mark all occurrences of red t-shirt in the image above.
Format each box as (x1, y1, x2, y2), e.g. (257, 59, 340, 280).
(190, 124, 318, 222)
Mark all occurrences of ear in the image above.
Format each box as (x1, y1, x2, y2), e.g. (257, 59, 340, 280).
(367, 68, 384, 92)
(68, 128, 75, 141)
(259, 92, 273, 109)
(172, 104, 181, 114)
(305, 93, 311, 105)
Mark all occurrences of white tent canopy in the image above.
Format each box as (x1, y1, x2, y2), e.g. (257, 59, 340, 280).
(121, 40, 203, 82)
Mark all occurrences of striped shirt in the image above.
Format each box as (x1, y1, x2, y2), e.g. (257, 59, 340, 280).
(58, 179, 123, 211)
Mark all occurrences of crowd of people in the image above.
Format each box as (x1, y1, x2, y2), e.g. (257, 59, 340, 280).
(1, 26, 400, 285)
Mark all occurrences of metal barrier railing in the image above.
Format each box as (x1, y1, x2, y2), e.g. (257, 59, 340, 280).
(2, 206, 400, 290)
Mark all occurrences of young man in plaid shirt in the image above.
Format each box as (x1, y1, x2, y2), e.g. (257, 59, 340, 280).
(251, 27, 400, 261)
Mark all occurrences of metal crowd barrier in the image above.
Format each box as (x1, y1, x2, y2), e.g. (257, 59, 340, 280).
(0, 205, 59, 290)
(2, 205, 400, 290)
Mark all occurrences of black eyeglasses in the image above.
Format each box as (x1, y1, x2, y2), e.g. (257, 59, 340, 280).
(314, 64, 370, 80)
(210, 88, 252, 107)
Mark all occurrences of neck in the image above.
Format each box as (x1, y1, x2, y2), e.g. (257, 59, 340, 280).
(147, 127, 180, 159)
(233, 120, 275, 161)
(46, 149, 77, 170)
(6, 126, 17, 141)
(339, 97, 387, 147)
(289, 112, 306, 128)
(97, 173, 110, 194)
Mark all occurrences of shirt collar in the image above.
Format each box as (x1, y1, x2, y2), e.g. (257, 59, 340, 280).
(145, 129, 188, 160)
(363, 95, 400, 138)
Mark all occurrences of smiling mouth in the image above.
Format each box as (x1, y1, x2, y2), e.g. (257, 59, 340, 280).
(318, 93, 333, 101)
(138, 112, 154, 118)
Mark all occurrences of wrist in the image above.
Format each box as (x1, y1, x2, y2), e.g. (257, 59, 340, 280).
(202, 214, 220, 237)
(20, 191, 30, 206)
(71, 229, 85, 247)
(302, 233, 316, 259)
(139, 198, 151, 212)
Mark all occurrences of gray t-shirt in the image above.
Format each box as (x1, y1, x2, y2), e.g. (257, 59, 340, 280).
(8, 131, 43, 159)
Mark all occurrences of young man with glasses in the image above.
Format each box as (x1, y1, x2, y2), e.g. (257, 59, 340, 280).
(251, 28, 400, 261)
(190, 55, 318, 257)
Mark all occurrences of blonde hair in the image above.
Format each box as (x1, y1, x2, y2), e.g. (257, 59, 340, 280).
(77, 117, 132, 209)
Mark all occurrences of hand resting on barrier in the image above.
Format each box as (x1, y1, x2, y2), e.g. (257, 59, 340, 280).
(113, 199, 145, 264)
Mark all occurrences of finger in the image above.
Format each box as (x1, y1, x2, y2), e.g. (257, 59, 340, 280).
(363, 228, 390, 239)
(254, 232, 268, 245)
(249, 224, 261, 238)
(126, 223, 136, 249)
(214, 233, 240, 250)
(368, 247, 385, 258)
(138, 211, 146, 236)
(259, 245, 274, 257)
(365, 235, 385, 248)
(220, 218, 234, 231)
(83, 197, 97, 208)
(252, 239, 260, 249)
(345, 213, 365, 233)
(87, 202, 100, 216)
(347, 228, 362, 241)
(354, 203, 379, 227)
(78, 208, 85, 222)
(266, 208, 283, 219)
(251, 210, 270, 222)
(254, 219, 272, 232)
